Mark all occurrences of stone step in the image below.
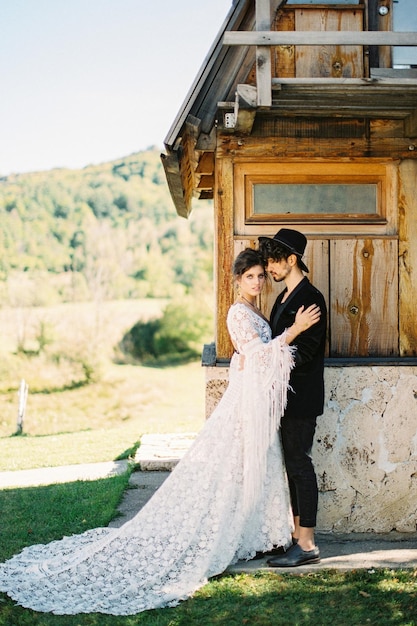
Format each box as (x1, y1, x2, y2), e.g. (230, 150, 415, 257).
(134, 432, 197, 471)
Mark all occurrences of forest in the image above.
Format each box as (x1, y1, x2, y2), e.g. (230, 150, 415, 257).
(0, 150, 212, 461)
(0, 148, 215, 397)
(0, 148, 214, 307)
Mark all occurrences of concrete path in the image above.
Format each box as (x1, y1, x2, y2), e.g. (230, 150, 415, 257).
(0, 460, 129, 489)
(1, 433, 416, 572)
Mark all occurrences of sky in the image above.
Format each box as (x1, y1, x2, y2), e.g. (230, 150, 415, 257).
(0, 0, 232, 176)
(1, 0, 415, 177)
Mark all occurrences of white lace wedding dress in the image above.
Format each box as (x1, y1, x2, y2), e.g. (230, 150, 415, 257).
(0, 304, 295, 616)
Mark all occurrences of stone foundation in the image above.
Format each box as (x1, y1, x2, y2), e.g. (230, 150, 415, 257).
(204, 364, 417, 534)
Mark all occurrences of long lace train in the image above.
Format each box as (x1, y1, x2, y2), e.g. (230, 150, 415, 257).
(0, 304, 294, 615)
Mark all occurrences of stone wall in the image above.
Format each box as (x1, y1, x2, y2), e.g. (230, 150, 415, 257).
(204, 365, 417, 534)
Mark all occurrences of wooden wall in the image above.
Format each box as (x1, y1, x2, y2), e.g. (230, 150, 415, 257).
(214, 150, 417, 361)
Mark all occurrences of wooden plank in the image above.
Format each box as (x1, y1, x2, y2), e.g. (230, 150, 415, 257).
(256, 0, 270, 32)
(215, 157, 235, 360)
(256, 47, 272, 106)
(369, 119, 404, 139)
(195, 127, 217, 151)
(223, 31, 417, 46)
(181, 131, 198, 212)
(398, 160, 417, 356)
(197, 175, 214, 189)
(295, 9, 363, 78)
(195, 152, 215, 174)
(330, 238, 398, 357)
(271, 77, 417, 86)
(160, 152, 190, 218)
(236, 83, 257, 107)
(216, 134, 417, 161)
(272, 8, 295, 78)
(404, 110, 417, 138)
(256, 0, 272, 106)
(376, 0, 392, 69)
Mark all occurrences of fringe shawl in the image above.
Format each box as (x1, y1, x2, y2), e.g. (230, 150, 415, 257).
(239, 333, 295, 512)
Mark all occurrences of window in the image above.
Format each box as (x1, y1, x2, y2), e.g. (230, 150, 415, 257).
(393, 0, 417, 67)
(251, 180, 381, 223)
(234, 162, 393, 231)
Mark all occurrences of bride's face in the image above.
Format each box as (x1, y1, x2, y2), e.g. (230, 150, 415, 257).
(238, 264, 266, 300)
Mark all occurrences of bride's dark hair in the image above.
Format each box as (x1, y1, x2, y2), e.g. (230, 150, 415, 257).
(233, 248, 266, 277)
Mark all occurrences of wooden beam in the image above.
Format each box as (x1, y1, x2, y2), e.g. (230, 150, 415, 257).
(256, 0, 270, 41)
(405, 109, 417, 138)
(234, 84, 257, 134)
(185, 114, 201, 138)
(223, 31, 417, 47)
(197, 175, 215, 189)
(272, 77, 417, 86)
(399, 160, 417, 356)
(160, 152, 190, 219)
(196, 152, 215, 174)
(236, 83, 257, 108)
(195, 127, 217, 151)
(256, 0, 271, 107)
(214, 158, 234, 361)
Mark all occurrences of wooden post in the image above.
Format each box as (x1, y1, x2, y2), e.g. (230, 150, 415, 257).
(16, 379, 28, 436)
(256, 0, 272, 107)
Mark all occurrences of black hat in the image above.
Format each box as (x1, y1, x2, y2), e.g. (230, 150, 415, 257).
(259, 228, 309, 273)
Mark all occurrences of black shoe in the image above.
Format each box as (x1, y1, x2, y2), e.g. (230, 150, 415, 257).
(251, 539, 298, 561)
(267, 543, 320, 567)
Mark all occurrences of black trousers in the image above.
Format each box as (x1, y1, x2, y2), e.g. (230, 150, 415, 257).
(280, 414, 318, 528)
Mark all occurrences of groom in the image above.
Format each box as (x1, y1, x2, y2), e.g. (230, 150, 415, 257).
(258, 229, 327, 567)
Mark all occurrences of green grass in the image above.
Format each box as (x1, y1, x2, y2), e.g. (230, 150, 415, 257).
(1, 462, 416, 623)
(0, 474, 131, 560)
(1, 480, 416, 625)
(0, 360, 206, 472)
(0, 299, 207, 472)
(1, 570, 416, 626)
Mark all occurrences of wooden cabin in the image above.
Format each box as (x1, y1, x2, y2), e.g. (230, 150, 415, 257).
(162, 0, 417, 534)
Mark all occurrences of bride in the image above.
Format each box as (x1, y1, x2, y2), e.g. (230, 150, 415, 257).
(0, 248, 320, 616)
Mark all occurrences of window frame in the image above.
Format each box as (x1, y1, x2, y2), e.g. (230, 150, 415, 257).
(247, 176, 385, 224)
(234, 161, 397, 237)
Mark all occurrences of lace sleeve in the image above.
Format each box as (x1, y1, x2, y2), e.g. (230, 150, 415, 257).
(227, 304, 293, 382)
(227, 304, 268, 354)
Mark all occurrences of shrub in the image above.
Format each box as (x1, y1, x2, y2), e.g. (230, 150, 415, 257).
(118, 318, 162, 362)
(117, 297, 213, 365)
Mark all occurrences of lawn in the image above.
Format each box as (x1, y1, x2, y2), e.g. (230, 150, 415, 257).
(0, 299, 207, 471)
(1, 477, 416, 625)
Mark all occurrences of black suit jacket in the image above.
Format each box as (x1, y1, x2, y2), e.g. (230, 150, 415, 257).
(270, 277, 327, 419)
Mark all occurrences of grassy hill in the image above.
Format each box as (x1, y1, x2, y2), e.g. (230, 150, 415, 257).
(0, 148, 213, 305)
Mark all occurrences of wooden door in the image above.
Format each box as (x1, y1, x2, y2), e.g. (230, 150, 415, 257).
(330, 238, 398, 356)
